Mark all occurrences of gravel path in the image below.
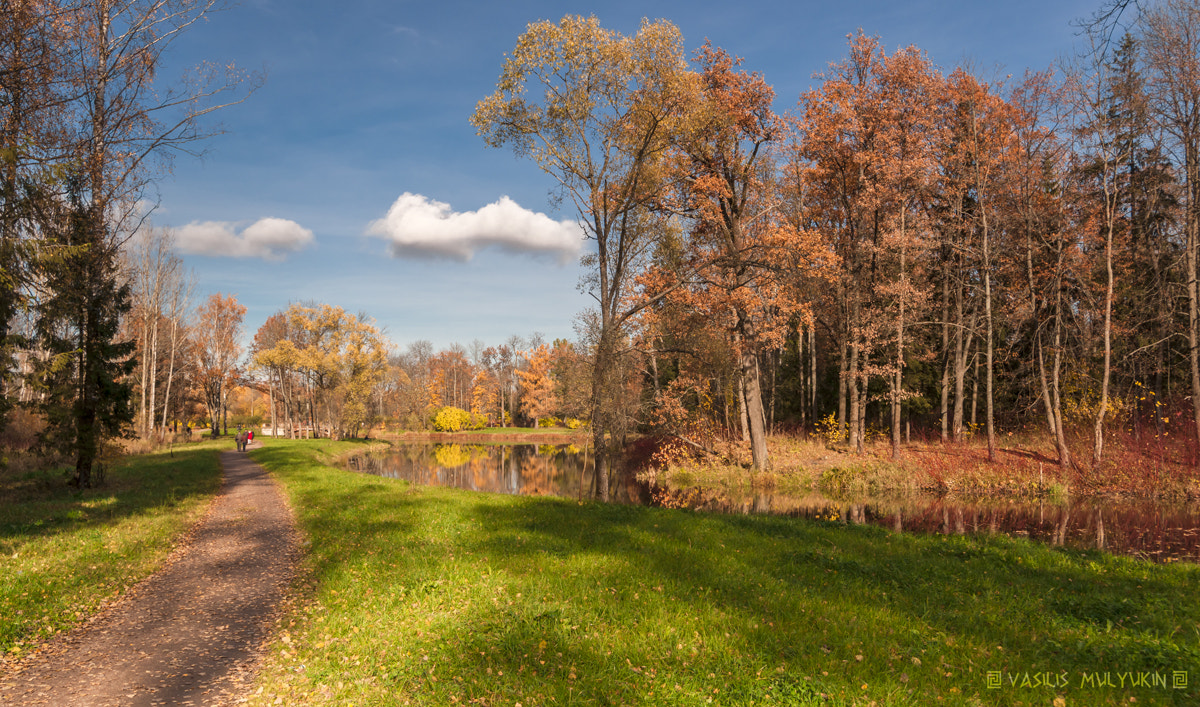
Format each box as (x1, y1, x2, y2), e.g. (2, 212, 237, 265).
(0, 446, 299, 706)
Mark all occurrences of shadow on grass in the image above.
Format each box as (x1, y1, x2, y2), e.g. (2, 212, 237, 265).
(0, 442, 225, 653)
(255, 441, 1200, 706)
(459, 496, 1200, 704)
(0, 443, 223, 551)
(250, 441, 426, 563)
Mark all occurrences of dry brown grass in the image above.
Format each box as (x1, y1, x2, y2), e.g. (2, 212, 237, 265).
(642, 428, 1200, 501)
(0, 409, 45, 452)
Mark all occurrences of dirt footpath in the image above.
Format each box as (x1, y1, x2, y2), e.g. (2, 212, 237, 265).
(0, 447, 299, 706)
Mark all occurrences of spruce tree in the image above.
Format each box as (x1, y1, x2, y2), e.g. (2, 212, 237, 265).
(31, 176, 134, 488)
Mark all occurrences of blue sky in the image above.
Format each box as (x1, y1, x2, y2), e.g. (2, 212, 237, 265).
(150, 0, 1103, 352)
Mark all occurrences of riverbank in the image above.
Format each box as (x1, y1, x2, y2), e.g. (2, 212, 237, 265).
(642, 433, 1200, 503)
(368, 428, 1200, 501)
(0, 440, 225, 659)
(244, 439, 1200, 706)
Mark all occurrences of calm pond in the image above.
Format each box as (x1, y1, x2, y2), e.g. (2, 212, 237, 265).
(345, 442, 1200, 563)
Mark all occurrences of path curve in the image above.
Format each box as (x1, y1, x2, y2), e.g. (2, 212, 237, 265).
(0, 447, 298, 706)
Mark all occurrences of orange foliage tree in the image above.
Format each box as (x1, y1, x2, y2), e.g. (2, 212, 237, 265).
(645, 43, 826, 470)
(193, 293, 246, 435)
(794, 32, 902, 454)
(794, 34, 1016, 459)
(518, 343, 559, 428)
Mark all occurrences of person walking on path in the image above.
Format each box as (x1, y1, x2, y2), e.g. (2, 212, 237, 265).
(0, 451, 299, 706)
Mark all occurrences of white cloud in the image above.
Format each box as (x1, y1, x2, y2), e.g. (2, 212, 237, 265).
(174, 217, 314, 261)
(366, 193, 583, 264)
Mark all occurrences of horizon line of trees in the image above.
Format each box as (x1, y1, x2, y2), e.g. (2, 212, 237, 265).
(8, 0, 1200, 496)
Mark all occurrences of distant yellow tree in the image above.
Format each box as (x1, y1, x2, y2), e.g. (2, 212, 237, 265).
(336, 313, 389, 437)
(252, 303, 387, 438)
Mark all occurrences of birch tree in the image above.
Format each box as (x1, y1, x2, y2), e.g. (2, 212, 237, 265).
(127, 226, 184, 437)
(1071, 27, 1137, 465)
(9, 0, 255, 485)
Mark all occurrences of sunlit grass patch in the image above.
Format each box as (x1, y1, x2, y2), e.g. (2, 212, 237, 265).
(248, 440, 1200, 706)
(0, 440, 224, 657)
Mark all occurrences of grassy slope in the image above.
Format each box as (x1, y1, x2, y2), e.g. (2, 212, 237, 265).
(0, 440, 224, 658)
(248, 440, 1200, 706)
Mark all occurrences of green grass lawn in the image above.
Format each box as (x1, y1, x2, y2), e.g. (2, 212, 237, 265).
(247, 439, 1200, 706)
(0, 440, 224, 657)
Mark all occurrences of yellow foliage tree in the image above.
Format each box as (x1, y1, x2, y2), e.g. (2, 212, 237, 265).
(252, 303, 388, 439)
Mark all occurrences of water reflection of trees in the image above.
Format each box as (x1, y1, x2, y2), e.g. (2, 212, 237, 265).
(518, 449, 560, 496)
(347, 447, 1198, 562)
(431, 444, 485, 469)
(685, 490, 1197, 561)
(760, 498, 1198, 563)
(352, 444, 612, 501)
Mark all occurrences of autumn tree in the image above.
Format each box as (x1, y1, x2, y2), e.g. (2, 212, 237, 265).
(377, 352, 413, 429)
(931, 69, 985, 445)
(331, 311, 389, 437)
(470, 365, 499, 424)
(126, 227, 192, 437)
(794, 35, 1031, 461)
(193, 292, 245, 435)
(393, 340, 434, 430)
(472, 15, 691, 499)
(1143, 0, 1200, 460)
(658, 43, 811, 470)
(517, 343, 559, 428)
(251, 311, 299, 437)
(794, 32, 895, 453)
(157, 242, 193, 431)
(476, 345, 510, 426)
(947, 67, 1017, 462)
(634, 260, 744, 451)
(550, 338, 591, 422)
(870, 45, 943, 460)
(475, 340, 534, 426)
(429, 344, 475, 413)
(253, 303, 388, 438)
